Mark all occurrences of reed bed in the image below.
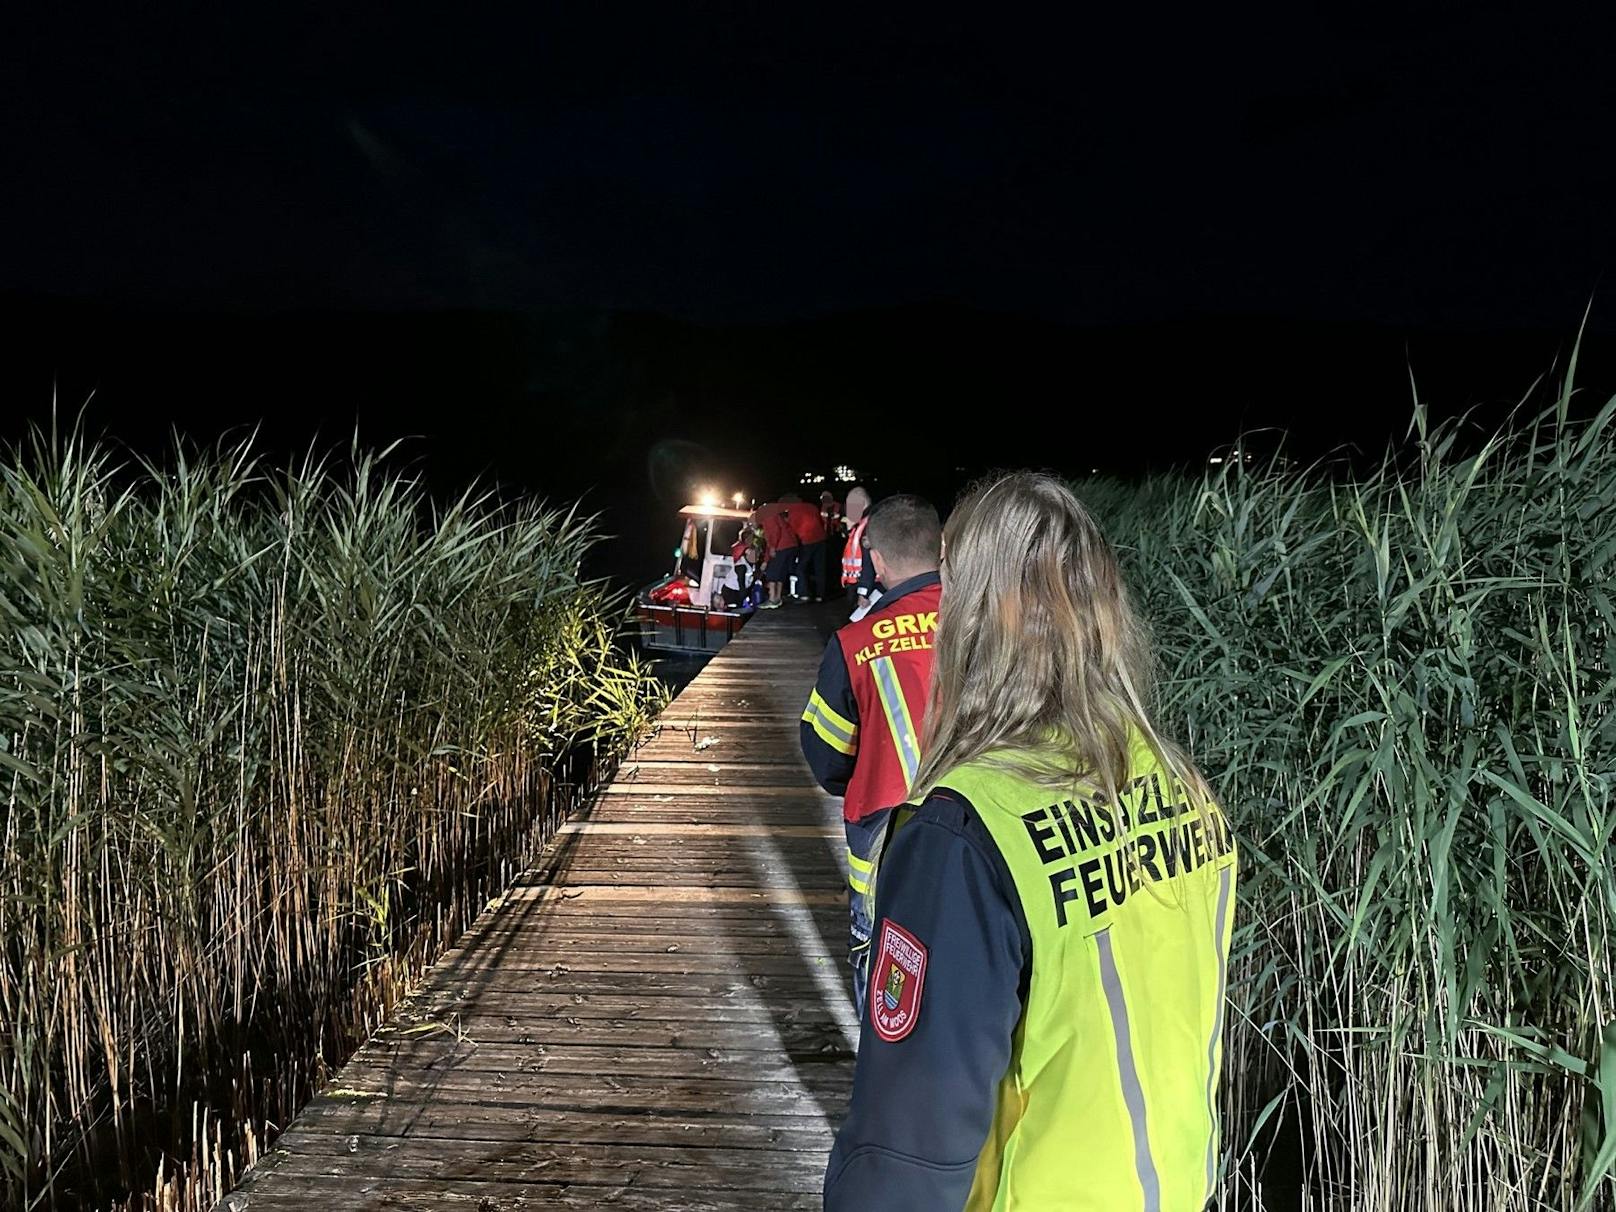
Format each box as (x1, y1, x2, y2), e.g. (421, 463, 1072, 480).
(0, 430, 665, 1210)
(1081, 371, 1616, 1209)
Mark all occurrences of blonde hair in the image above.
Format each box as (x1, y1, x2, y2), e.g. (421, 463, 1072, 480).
(913, 472, 1211, 812)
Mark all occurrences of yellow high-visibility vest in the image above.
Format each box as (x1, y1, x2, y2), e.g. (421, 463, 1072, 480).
(912, 734, 1237, 1211)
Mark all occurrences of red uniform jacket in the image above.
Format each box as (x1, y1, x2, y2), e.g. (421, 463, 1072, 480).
(783, 501, 828, 545)
(800, 573, 941, 822)
(756, 504, 799, 555)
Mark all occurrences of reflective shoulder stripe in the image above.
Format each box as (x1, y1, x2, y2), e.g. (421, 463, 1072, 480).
(1202, 862, 1235, 1200)
(1096, 928, 1162, 1212)
(847, 849, 874, 894)
(803, 690, 859, 755)
(806, 688, 857, 737)
(869, 656, 921, 790)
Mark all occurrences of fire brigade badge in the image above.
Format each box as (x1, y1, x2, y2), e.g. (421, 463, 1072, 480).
(870, 919, 927, 1042)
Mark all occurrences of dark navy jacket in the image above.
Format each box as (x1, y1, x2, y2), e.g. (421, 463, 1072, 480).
(824, 790, 1033, 1211)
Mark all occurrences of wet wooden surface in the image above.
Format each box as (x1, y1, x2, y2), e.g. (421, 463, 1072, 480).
(228, 607, 853, 1210)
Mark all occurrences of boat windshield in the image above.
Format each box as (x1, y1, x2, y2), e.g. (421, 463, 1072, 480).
(709, 518, 742, 554)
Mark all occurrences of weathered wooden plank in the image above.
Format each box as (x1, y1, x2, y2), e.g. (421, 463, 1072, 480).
(576, 799, 839, 816)
(526, 860, 844, 883)
(402, 991, 851, 1026)
(254, 1134, 831, 1191)
(530, 848, 843, 870)
(425, 951, 847, 980)
(605, 770, 814, 788)
(557, 822, 841, 837)
(648, 712, 805, 724)
(442, 930, 840, 957)
(291, 1070, 852, 1112)
(594, 781, 830, 797)
(286, 1100, 838, 1151)
(532, 851, 842, 869)
(575, 807, 841, 826)
(627, 745, 810, 763)
(515, 870, 844, 891)
(377, 1013, 849, 1050)
(341, 1042, 852, 1084)
(415, 970, 850, 1000)
(433, 942, 848, 970)
(496, 884, 844, 906)
(535, 833, 842, 858)
(456, 897, 844, 924)
(377, 1021, 849, 1055)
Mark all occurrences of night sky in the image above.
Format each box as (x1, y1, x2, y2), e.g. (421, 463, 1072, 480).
(4, 5, 1614, 581)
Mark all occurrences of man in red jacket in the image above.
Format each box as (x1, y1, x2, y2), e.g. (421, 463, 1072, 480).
(753, 501, 799, 610)
(799, 495, 942, 1013)
(780, 495, 829, 601)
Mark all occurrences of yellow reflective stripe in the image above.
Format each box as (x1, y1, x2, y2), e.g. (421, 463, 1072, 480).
(848, 847, 874, 894)
(806, 689, 857, 739)
(870, 656, 921, 790)
(802, 691, 858, 755)
(805, 711, 858, 755)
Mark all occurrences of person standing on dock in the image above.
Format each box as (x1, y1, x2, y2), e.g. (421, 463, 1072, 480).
(841, 486, 877, 613)
(824, 473, 1238, 1212)
(754, 500, 799, 610)
(820, 489, 843, 559)
(798, 494, 943, 1015)
(781, 494, 830, 600)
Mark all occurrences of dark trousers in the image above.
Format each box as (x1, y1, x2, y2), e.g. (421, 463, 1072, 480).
(844, 808, 891, 1018)
(796, 541, 828, 599)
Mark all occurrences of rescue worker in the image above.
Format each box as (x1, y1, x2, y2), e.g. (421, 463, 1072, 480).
(840, 486, 877, 612)
(781, 494, 829, 600)
(824, 473, 1238, 1212)
(753, 500, 798, 610)
(820, 489, 843, 533)
(799, 495, 942, 1015)
(726, 522, 762, 608)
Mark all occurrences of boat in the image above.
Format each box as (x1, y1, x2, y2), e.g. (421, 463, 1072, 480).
(634, 502, 756, 654)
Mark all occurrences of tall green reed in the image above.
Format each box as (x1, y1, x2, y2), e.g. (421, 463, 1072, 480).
(1079, 369, 1616, 1210)
(0, 428, 664, 1209)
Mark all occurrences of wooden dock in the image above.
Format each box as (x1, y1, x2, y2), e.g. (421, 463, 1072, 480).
(229, 609, 854, 1210)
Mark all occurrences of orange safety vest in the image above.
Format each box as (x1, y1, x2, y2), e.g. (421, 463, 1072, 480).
(842, 517, 869, 586)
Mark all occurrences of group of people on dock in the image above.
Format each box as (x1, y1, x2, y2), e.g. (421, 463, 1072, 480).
(798, 473, 1239, 1212)
(738, 488, 878, 616)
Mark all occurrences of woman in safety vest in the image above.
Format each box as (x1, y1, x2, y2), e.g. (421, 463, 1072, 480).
(825, 472, 1237, 1212)
(841, 486, 875, 607)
